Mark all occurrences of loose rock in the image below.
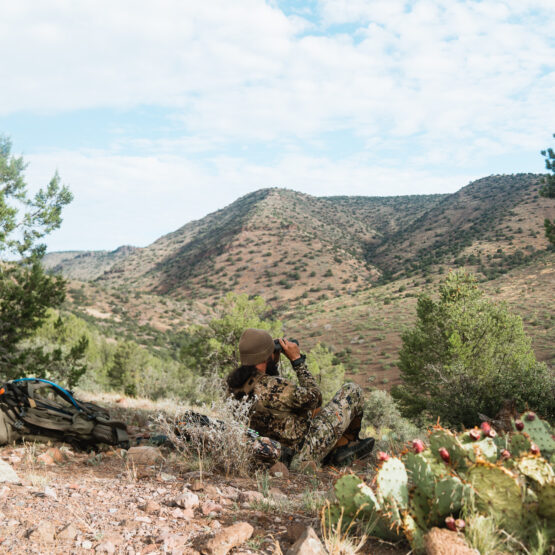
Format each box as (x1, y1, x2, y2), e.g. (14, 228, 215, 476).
(202, 522, 254, 555)
(0, 460, 19, 484)
(269, 461, 290, 479)
(174, 489, 199, 510)
(127, 446, 163, 465)
(238, 490, 264, 503)
(424, 527, 476, 555)
(286, 527, 327, 555)
(141, 500, 161, 515)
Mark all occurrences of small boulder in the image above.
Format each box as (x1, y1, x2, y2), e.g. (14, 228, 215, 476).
(174, 489, 199, 510)
(201, 522, 254, 555)
(0, 459, 20, 484)
(141, 500, 161, 515)
(127, 446, 163, 465)
(238, 490, 264, 504)
(269, 461, 289, 479)
(201, 501, 223, 515)
(286, 527, 327, 555)
(424, 527, 476, 555)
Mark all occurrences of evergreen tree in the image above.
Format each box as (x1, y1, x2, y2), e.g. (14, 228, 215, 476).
(0, 136, 87, 385)
(392, 270, 554, 427)
(179, 293, 282, 377)
(540, 133, 555, 245)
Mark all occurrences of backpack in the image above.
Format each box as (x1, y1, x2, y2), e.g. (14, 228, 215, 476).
(0, 378, 129, 449)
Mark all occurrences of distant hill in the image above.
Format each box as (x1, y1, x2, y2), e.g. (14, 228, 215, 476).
(369, 173, 552, 280)
(51, 188, 444, 301)
(43, 245, 139, 280)
(45, 175, 553, 306)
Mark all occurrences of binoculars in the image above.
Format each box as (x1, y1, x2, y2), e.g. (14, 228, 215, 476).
(273, 338, 299, 353)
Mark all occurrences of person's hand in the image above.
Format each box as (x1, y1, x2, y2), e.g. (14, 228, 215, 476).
(279, 338, 301, 362)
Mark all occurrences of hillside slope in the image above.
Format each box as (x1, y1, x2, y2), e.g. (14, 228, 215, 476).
(92, 188, 442, 300)
(43, 246, 139, 280)
(369, 174, 553, 279)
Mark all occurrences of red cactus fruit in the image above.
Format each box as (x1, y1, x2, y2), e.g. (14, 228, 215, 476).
(486, 428, 497, 438)
(469, 429, 481, 441)
(525, 412, 536, 421)
(412, 439, 425, 453)
(530, 443, 540, 455)
(377, 451, 390, 461)
(445, 516, 457, 531)
(515, 420, 524, 431)
(501, 449, 511, 459)
(480, 421, 491, 433)
(438, 447, 450, 463)
(455, 519, 466, 531)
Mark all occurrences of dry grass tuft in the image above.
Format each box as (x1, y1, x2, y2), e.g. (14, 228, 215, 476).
(157, 396, 255, 477)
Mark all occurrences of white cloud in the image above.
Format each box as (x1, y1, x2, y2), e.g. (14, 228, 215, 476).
(2, 0, 555, 251)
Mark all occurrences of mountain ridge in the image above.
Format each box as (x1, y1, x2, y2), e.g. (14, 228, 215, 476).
(43, 174, 554, 302)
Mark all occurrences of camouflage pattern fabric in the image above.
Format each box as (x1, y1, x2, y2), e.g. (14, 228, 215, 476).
(246, 431, 281, 461)
(290, 382, 364, 469)
(229, 360, 322, 448)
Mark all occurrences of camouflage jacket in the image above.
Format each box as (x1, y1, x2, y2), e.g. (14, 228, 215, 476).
(228, 361, 322, 448)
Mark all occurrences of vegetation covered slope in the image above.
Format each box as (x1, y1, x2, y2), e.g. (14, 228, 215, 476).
(369, 174, 552, 279)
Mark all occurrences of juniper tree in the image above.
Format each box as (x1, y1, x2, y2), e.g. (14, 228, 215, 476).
(540, 133, 555, 245)
(392, 270, 553, 427)
(0, 136, 87, 386)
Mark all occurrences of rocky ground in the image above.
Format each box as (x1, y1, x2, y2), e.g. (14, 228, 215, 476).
(0, 441, 406, 555)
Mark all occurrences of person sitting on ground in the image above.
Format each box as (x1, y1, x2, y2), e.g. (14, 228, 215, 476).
(226, 328, 374, 469)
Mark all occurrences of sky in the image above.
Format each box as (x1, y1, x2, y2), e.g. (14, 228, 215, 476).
(1, 0, 554, 253)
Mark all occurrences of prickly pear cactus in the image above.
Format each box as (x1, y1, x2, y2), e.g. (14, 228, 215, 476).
(509, 432, 532, 457)
(429, 428, 470, 469)
(376, 457, 409, 509)
(403, 451, 441, 498)
(468, 461, 524, 527)
(353, 482, 380, 516)
(537, 481, 555, 521)
(333, 474, 366, 517)
(402, 513, 426, 552)
(517, 455, 555, 486)
(432, 476, 470, 518)
(513, 412, 555, 457)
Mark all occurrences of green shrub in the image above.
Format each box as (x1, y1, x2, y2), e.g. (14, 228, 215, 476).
(392, 270, 554, 427)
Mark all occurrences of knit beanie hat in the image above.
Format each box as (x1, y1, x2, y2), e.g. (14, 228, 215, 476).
(239, 328, 274, 366)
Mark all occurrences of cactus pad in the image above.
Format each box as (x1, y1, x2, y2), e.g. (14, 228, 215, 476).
(513, 413, 555, 457)
(377, 457, 409, 509)
(468, 461, 524, 526)
(509, 432, 532, 457)
(517, 455, 555, 487)
(432, 476, 470, 517)
(537, 481, 555, 521)
(353, 483, 380, 515)
(429, 428, 470, 469)
(403, 452, 437, 498)
(334, 474, 364, 516)
(402, 512, 426, 552)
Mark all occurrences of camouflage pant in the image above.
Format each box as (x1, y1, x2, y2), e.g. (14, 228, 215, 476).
(290, 382, 364, 468)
